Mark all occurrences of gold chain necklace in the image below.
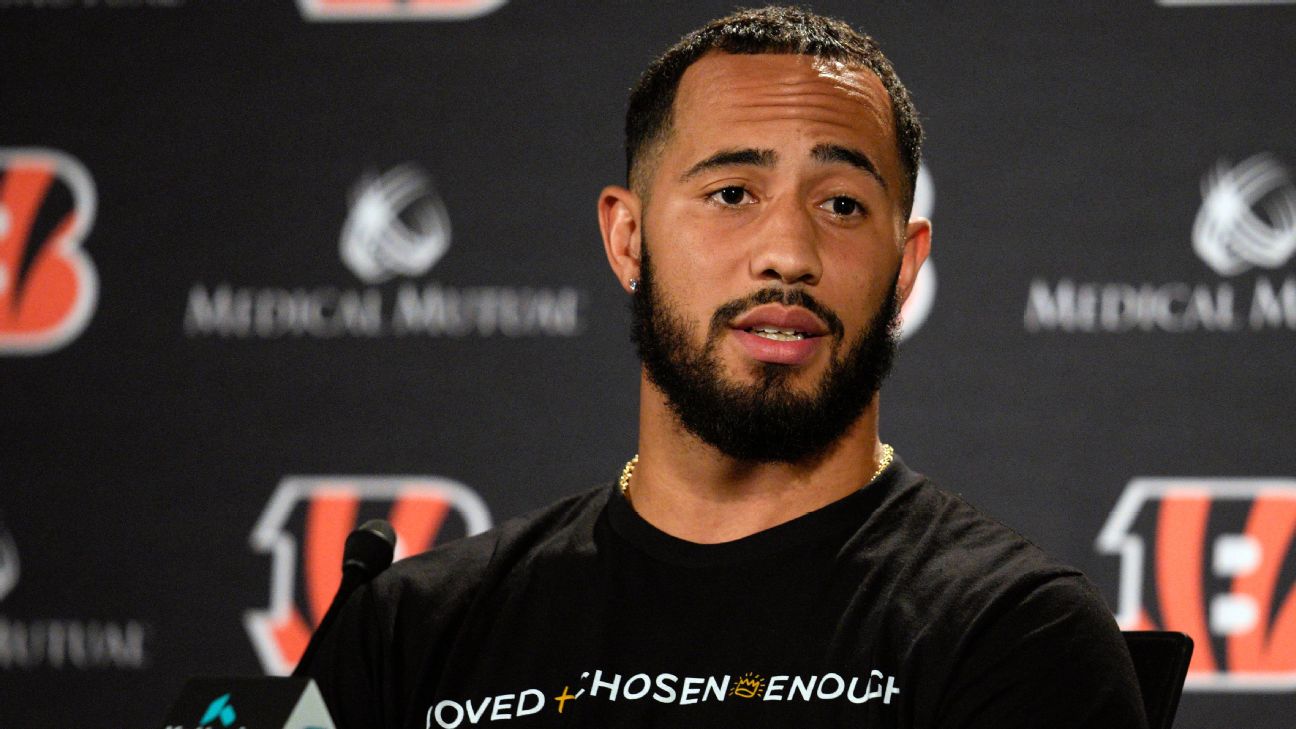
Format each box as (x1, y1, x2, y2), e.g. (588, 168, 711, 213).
(619, 443, 894, 498)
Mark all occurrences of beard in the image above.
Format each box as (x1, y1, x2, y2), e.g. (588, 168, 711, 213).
(631, 242, 901, 464)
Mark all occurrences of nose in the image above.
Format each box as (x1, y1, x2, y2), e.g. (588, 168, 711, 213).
(748, 196, 822, 286)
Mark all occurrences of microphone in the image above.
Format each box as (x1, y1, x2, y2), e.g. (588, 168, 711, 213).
(340, 518, 397, 586)
(159, 522, 395, 728)
(292, 519, 396, 678)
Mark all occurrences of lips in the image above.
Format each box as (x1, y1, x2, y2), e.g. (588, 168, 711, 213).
(728, 304, 830, 365)
(730, 304, 830, 338)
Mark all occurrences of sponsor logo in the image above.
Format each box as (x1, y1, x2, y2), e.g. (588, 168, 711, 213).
(899, 163, 936, 341)
(297, 0, 506, 22)
(1025, 152, 1296, 333)
(340, 165, 451, 284)
(1193, 154, 1296, 276)
(184, 163, 585, 340)
(1097, 478, 1296, 690)
(200, 694, 237, 728)
(0, 512, 150, 670)
(246, 475, 492, 675)
(0, 148, 98, 355)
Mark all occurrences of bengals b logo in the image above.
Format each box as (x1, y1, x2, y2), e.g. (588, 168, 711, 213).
(1097, 478, 1296, 690)
(0, 149, 98, 355)
(245, 476, 492, 675)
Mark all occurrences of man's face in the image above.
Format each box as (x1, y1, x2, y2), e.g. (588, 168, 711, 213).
(633, 242, 900, 462)
(626, 52, 928, 461)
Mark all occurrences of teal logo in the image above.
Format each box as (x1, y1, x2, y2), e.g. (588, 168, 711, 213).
(199, 693, 237, 728)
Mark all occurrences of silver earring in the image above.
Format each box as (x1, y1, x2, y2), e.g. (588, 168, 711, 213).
(629, 278, 639, 293)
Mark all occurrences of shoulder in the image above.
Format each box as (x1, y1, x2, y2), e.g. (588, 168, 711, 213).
(367, 482, 611, 618)
(304, 486, 612, 729)
(872, 469, 1093, 621)
(862, 466, 1126, 662)
(871, 467, 1144, 727)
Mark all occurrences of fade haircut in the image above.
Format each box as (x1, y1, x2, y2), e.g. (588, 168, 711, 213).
(625, 6, 924, 216)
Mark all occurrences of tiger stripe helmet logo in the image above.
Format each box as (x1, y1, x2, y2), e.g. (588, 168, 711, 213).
(1097, 478, 1296, 690)
(0, 148, 98, 355)
(296, 0, 507, 21)
(245, 476, 492, 676)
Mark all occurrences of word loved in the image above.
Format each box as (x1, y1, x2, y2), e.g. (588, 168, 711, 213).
(429, 689, 545, 729)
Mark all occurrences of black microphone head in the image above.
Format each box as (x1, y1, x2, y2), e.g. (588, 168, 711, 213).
(342, 518, 397, 580)
(358, 518, 396, 548)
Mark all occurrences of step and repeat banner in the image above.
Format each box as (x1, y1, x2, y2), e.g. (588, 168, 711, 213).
(1, 2, 1292, 727)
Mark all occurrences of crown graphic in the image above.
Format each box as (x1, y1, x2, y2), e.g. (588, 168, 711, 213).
(729, 672, 767, 699)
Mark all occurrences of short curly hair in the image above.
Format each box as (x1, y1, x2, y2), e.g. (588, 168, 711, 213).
(626, 6, 923, 215)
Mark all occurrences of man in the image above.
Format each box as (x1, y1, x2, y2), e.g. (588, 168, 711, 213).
(306, 7, 1147, 728)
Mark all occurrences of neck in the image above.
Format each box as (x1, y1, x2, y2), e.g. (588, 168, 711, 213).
(627, 376, 888, 544)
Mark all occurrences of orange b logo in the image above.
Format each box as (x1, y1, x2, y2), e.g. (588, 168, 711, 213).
(0, 149, 98, 355)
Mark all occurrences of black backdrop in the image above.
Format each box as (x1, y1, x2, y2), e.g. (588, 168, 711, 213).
(2, 2, 1293, 727)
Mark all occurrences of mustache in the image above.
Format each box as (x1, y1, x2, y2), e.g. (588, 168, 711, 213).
(708, 288, 846, 342)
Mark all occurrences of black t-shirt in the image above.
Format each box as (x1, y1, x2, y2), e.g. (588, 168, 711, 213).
(305, 459, 1147, 728)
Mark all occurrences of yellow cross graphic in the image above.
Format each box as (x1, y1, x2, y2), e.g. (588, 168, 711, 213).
(553, 685, 577, 714)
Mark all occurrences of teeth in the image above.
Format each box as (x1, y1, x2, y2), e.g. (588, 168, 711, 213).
(749, 326, 806, 341)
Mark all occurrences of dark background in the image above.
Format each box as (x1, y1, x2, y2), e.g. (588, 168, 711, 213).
(1, 1, 1293, 727)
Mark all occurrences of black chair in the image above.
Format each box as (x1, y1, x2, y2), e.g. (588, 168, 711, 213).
(1122, 631, 1193, 729)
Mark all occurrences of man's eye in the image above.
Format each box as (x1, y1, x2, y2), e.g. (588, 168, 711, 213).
(823, 196, 864, 216)
(710, 186, 750, 205)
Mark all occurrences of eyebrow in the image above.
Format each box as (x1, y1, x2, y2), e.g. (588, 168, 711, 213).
(679, 148, 775, 182)
(678, 144, 887, 188)
(811, 143, 887, 189)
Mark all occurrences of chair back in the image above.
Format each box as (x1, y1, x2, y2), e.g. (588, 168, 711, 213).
(1122, 631, 1193, 729)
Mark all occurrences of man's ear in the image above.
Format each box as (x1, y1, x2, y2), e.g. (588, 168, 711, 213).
(897, 217, 932, 306)
(599, 185, 643, 293)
